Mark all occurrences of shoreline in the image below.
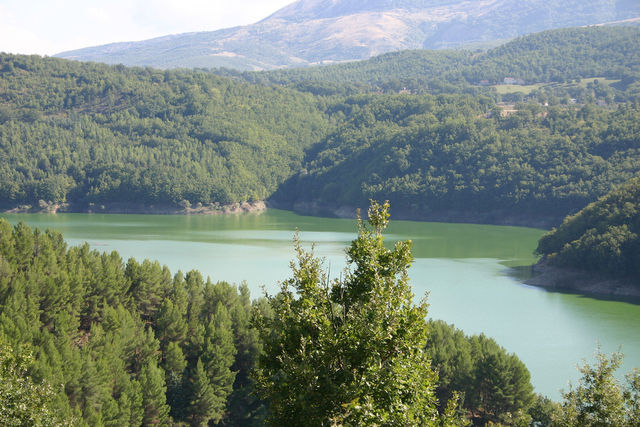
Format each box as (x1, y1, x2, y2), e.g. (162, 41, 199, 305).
(271, 199, 561, 229)
(4, 199, 560, 228)
(2, 201, 267, 216)
(524, 258, 640, 300)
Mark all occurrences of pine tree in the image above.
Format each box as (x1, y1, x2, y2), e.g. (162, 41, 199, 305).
(225, 283, 265, 426)
(163, 342, 188, 421)
(188, 358, 217, 427)
(140, 359, 170, 426)
(155, 299, 188, 349)
(201, 302, 237, 424)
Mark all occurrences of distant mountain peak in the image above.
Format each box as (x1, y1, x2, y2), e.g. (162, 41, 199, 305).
(56, 0, 640, 70)
(265, 0, 502, 21)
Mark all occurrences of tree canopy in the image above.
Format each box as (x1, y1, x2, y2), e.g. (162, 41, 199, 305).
(0, 218, 265, 425)
(254, 201, 461, 425)
(554, 349, 640, 426)
(536, 176, 640, 280)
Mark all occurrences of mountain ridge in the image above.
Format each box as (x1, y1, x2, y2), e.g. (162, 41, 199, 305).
(56, 0, 640, 70)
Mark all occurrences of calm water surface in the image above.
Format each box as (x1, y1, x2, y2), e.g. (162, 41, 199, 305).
(2, 209, 639, 400)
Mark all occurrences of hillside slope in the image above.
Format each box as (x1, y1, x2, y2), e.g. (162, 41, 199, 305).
(3, 28, 640, 224)
(536, 177, 640, 279)
(56, 0, 640, 70)
(0, 54, 332, 211)
(229, 26, 640, 89)
(528, 177, 640, 296)
(270, 97, 640, 225)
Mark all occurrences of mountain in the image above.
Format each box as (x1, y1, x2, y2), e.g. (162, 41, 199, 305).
(56, 0, 640, 71)
(228, 26, 640, 89)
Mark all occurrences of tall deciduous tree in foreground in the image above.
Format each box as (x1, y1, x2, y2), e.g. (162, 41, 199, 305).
(254, 200, 462, 426)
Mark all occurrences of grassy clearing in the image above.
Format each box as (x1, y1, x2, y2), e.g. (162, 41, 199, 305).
(489, 77, 621, 95)
(575, 77, 620, 87)
(493, 84, 542, 95)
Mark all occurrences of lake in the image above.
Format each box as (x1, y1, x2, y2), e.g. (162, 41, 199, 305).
(2, 209, 639, 400)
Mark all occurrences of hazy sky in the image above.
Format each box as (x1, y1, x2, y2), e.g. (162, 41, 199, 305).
(0, 0, 294, 56)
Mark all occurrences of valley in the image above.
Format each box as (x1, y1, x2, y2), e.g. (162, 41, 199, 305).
(1, 6, 640, 424)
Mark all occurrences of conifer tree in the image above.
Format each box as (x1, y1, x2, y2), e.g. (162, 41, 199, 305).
(202, 302, 237, 424)
(188, 358, 217, 427)
(163, 341, 188, 420)
(225, 283, 265, 426)
(156, 299, 188, 349)
(140, 359, 171, 426)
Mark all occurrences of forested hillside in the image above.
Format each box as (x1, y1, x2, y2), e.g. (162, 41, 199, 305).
(2, 26, 640, 224)
(0, 218, 266, 425)
(273, 96, 640, 224)
(462, 26, 640, 85)
(536, 177, 640, 280)
(0, 54, 332, 210)
(223, 26, 640, 95)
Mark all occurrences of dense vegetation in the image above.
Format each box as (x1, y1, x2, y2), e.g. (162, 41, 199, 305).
(0, 54, 332, 210)
(1, 26, 640, 224)
(221, 27, 640, 96)
(536, 176, 640, 280)
(254, 201, 457, 425)
(426, 320, 535, 425)
(0, 217, 266, 425)
(274, 97, 640, 223)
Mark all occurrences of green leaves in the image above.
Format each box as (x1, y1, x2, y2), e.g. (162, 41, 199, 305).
(0, 339, 68, 426)
(255, 201, 460, 425)
(555, 349, 640, 426)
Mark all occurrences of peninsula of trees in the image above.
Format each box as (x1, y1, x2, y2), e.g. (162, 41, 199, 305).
(533, 177, 640, 294)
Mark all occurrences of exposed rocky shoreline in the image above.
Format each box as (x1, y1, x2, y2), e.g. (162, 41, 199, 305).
(3, 201, 267, 216)
(524, 258, 640, 299)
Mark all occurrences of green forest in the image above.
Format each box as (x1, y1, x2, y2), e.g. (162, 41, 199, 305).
(273, 96, 640, 223)
(0, 26, 639, 225)
(0, 54, 332, 209)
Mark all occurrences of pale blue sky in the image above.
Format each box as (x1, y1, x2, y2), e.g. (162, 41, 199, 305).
(0, 0, 294, 55)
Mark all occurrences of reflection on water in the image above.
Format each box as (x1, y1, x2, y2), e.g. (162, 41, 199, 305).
(2, 209, 639, 400)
